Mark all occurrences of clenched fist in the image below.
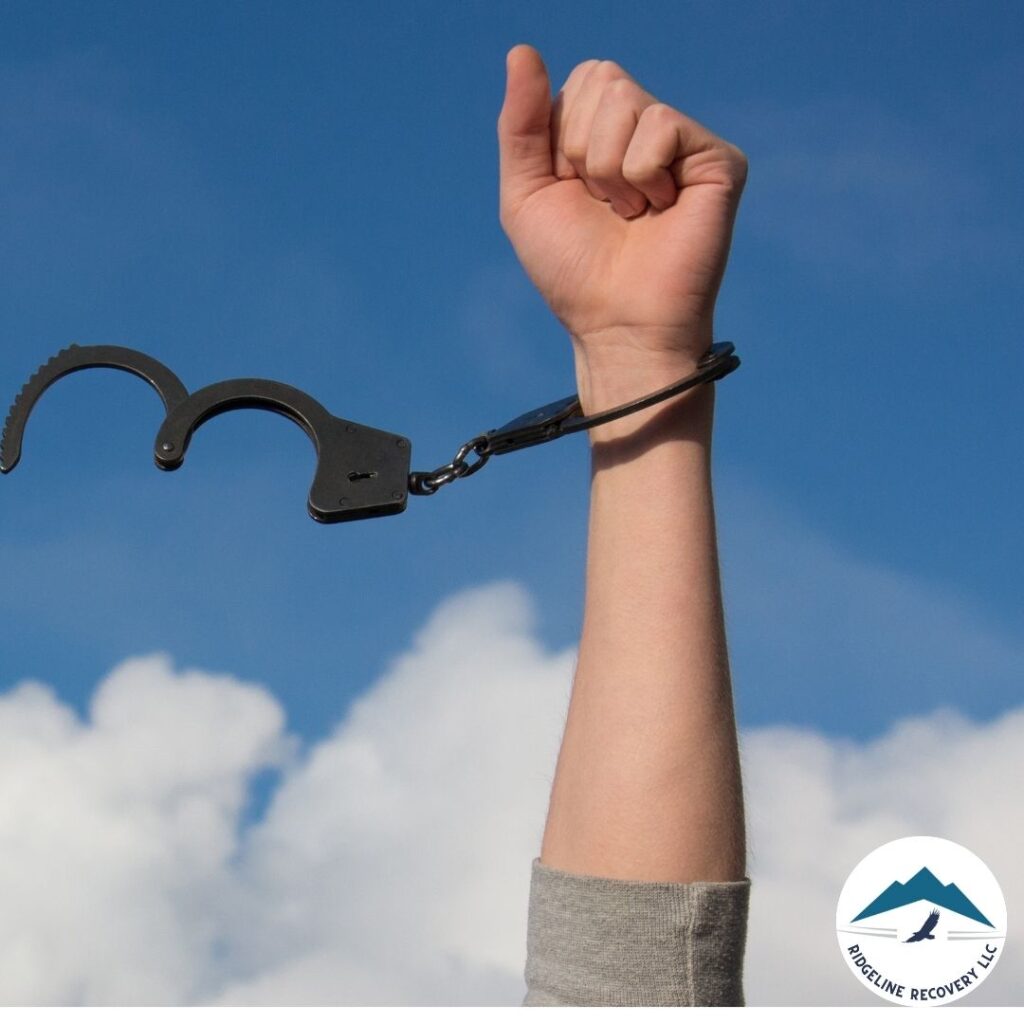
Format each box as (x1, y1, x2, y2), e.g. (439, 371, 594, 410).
(497, 44, 747, 415)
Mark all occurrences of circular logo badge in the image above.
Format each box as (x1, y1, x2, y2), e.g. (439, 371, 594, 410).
(836, 836, 1007, 1005)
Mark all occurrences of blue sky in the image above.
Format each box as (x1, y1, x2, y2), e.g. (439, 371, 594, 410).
(2, 0, 1021, 743)
(1, 1, 1023, 1007)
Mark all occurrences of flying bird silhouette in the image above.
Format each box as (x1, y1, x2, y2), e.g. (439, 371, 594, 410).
(905, 908, 940, 943)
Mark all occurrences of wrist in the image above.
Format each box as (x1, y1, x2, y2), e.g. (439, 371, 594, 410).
(570, 324, 713, 404)
(584, 383, 716, 457)
(571, 333, 717, 448)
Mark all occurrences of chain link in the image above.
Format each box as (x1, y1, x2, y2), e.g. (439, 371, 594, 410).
(408, 434, 492, 496)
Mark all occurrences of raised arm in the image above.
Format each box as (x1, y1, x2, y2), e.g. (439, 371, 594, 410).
(498, 44, 749, 1005)
(498, 42, 747, 885)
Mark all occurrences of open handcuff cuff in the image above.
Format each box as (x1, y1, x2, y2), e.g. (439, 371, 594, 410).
(0, 341, 738, 523)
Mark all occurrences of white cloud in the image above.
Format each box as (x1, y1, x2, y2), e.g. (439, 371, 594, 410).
(0, 581, 1019, 1006)
(0, 657, 289, 1004)
(217, 581, 574, 1006)
(743, 708, 1023, 1004)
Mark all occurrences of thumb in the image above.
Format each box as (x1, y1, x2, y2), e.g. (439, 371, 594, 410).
(498, 44, 556, 218)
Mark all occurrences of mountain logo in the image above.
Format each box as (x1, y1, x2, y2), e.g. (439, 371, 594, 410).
(835, 836, 1007, 1006)
(852, 865, 993, 927)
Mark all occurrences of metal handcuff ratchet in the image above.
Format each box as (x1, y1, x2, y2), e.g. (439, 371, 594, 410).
(0, 341, 739, 523)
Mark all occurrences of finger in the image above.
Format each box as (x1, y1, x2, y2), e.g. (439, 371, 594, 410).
(621, 104, 682, 211)
(497, 44, 557, 220)
(560, 60, 638, 201)
(624, 103, 746, 208)
(550, 59, 599, 181)
(585, 78, 659, 218)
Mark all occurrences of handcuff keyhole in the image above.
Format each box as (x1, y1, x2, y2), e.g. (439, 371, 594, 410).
(348, 470, 377, 482)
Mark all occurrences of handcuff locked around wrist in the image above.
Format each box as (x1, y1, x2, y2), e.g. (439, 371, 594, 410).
(0, 340, 739, 523)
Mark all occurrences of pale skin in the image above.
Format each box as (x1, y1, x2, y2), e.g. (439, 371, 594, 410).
(497, 44, 747, 883)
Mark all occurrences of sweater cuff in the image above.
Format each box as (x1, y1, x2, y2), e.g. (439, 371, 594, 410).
(522, 857, 750, 1006)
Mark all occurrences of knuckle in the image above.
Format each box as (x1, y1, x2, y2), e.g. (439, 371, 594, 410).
(595, 59, 626, 79)
(729, 144, 750, 178)
(621, 155, 659, 182)
(717, 143, 749, 192)
(569, 58, 601, 80)
(642, 101, 678, 123)
(602, 76, 636, 99)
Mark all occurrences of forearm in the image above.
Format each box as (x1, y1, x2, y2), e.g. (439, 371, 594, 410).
(539, 348, 745, 884)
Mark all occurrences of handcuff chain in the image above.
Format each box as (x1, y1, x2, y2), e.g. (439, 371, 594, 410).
(408, 434, 491, 496)
(407, 342, 739, 499)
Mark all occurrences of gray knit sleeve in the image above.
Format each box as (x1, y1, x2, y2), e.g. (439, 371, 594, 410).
(521, 857, 750, 1006)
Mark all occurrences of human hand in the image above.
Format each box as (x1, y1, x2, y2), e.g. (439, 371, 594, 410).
(497, 45, 747, 411)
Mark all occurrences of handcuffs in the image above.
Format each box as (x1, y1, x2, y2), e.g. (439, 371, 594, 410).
(1, 341, 739, 523)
